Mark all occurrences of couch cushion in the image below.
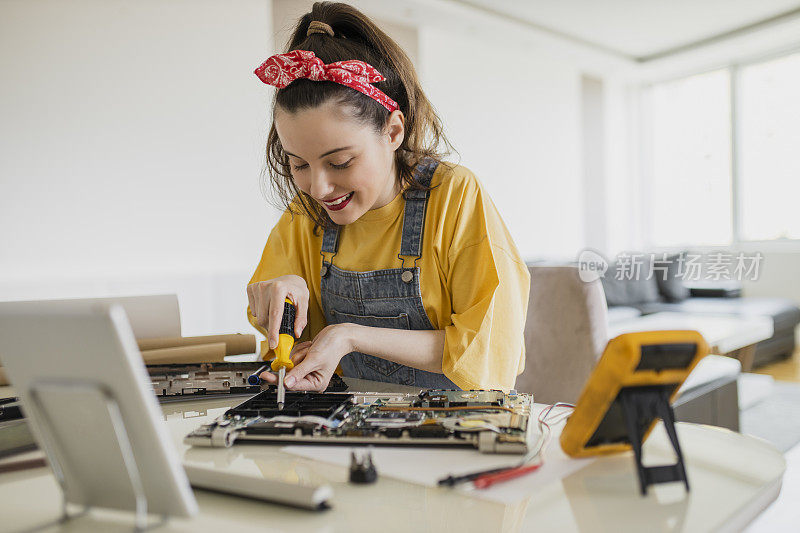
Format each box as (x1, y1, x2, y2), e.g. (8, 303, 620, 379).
(654, 253, 691, 302)
(678, 354, 741, 396)
(607, 306, 643, 324)
(601, 257, 661, 306)
(636, 297, 800, 332)
(686, 280, 742, 298)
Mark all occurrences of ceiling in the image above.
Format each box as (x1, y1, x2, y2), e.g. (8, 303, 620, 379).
(452, 0, 800, 61)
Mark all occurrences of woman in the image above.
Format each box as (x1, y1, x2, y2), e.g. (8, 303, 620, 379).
(246, 2, 529, 392)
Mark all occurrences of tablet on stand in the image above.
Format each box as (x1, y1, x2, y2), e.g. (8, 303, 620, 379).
(0, 300, 198, 530)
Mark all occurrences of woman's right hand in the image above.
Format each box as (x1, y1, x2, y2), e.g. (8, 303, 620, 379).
(246, 275, 309, 350)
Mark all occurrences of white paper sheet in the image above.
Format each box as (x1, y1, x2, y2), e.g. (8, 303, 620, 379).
(281, 407, 594, 504)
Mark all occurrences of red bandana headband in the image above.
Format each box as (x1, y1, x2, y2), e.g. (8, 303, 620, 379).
(253, 49, 399, 113)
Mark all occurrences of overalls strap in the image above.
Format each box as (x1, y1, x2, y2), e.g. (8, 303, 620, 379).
(320, 221, 340, 255)
(399, 158, 438, 260)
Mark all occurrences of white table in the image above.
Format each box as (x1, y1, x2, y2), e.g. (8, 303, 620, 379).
(608, 312, 774, 371)
(0, 379, 786, 532)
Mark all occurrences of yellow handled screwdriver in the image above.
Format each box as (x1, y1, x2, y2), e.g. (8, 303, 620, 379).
(271, 298, 296, 410)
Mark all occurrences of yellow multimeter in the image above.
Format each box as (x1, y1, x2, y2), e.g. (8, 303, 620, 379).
(559, 330, 709, 495)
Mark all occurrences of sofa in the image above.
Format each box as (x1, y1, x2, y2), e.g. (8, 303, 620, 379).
(598, 256, 800, 369)
(514, 264, 756, 431)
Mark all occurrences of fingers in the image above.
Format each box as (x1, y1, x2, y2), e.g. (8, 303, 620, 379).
(258, 341, 310, 389)
(258, 370, 277, 384)
(284, 357, 315, 389)
(287, 375, 326, 392)
(290, 341, 311, 365)
(274, 342, 328, 392)
(293, 292, 308, 338)
(257, 284, 270, 335)
(267, 286, 286, 350)
(291, 351, 308, 366)
(248, 276, 309, 349)
(290, 340, 312, 354)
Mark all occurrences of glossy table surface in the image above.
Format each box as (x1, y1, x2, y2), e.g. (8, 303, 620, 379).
(0, 379, 786, 532)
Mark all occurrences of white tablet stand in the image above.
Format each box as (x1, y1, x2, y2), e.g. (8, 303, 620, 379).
(0, 301, 198, 530)
(27, 379, 167, 531)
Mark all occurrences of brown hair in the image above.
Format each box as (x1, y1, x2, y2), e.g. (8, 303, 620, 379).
(261, 1, 457, 230)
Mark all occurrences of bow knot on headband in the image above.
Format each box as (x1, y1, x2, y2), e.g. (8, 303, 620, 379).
(253, 49, 399, 112)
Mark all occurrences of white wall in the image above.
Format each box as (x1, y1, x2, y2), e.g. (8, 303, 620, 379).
(0, 0, 276, 335)
(0, 0, 642, 336)
(352, 0, 637, 262)
(419, 27, 583, 257)
(418, 27, 584, 260)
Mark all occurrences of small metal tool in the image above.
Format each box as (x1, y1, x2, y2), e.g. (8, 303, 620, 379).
(271, 299, 296, 411)
(277, 367, 286, 410)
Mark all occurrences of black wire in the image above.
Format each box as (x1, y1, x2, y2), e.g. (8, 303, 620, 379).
(437, 466, 511, 487)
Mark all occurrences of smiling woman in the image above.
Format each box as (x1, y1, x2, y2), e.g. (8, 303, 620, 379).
(245, 2, 530, 393)
(274, 101, 407, 225)
(261, 5, 452, 231)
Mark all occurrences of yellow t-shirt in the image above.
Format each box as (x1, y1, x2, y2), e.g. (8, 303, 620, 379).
(247, 162, 530, 390)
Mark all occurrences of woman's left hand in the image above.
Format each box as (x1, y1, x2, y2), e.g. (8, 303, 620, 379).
(281, 323, 356, 392)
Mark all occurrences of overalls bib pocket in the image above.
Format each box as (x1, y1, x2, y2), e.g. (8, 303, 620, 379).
(330, 309, 414, 383)
(330, 310, 410, 330)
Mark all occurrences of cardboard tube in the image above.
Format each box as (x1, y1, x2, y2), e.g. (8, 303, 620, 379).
(141, 343, 227, 365)
(137, 334, 256, 356)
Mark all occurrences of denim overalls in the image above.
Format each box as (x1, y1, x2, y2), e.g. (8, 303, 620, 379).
(319, 158, 460, 389)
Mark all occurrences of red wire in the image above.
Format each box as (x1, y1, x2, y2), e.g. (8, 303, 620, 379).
(472, 462, 542, 489)
(441, 404, 572, 489)
(471, 403, 570, 489)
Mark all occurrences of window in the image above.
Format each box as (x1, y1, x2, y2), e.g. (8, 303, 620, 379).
(738, 51, 800, 240)
(646, 69, 732, 247)
(645, 49, 800, 246)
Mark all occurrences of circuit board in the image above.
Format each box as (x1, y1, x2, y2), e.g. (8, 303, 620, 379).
(149, 362, 348, 400)
(185, 389, 534, 454)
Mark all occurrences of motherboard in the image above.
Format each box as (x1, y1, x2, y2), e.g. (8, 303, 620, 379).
(185, 389, 534, 454)
(149, 362, 347, 400)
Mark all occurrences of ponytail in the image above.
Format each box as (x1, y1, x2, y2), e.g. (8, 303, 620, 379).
(262, 1, 456, 230)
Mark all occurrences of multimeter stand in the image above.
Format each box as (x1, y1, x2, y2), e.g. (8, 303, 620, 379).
(619, 386, 689, 496)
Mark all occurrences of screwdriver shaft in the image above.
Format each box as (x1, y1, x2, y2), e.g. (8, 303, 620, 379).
(277, 366, 286, 410)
